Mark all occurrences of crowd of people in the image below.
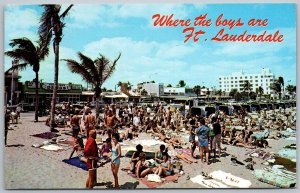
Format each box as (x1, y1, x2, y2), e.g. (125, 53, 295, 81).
(42, 101, 296, 189)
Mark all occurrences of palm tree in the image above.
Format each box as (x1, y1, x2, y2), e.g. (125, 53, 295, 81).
(256, 86, 264, 100)
(127, 81, 133, 91)
(5, 37, 49, 122)
(39, 4, 73, 130)
(278, 76, 284, 99)
(270, 81, 282, 99)
(117, 81, 122, 90)
(286, 84, 296, 99)
(229, 89, 238, 98)
(243, 80, 252, 100)
(193, 85, 201, 98)
(64, 52, 121, 118)
(166, 84, 172, 87)
(177, 80, 186, 87)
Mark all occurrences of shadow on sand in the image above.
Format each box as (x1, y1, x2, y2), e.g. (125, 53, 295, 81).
(95, 181, 139, 189)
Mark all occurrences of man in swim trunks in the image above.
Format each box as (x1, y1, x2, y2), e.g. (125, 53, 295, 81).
(84, 130, 98, 189)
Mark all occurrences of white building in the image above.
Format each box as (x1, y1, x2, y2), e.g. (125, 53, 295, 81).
(137, 83, 164, 97)
(164, 87, 185, 96)
(219, 68, 275, 95)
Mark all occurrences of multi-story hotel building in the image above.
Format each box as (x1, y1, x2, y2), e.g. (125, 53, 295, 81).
(219, 68, 276, 95)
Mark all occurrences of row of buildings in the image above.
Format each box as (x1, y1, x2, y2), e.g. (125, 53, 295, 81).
(5, 68, 279, 106)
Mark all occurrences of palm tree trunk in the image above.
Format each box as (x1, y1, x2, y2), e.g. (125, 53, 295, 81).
(50, 40, 60, 130)
(34, 71, 39, 122)
(95, 87, 102, 118)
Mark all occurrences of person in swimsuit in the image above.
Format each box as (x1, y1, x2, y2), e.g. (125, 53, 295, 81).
(155, 152, 174, 177)
(70, 110, 81, 139)
(154, 144, 166, 165)
(105, 110, 119, 129)
(111, 134, 121, 188)
(84, 112, 96, 138)
(100, 138, 112, 160)
(129, 144, 143, 173)
(189, 118, 197, 158)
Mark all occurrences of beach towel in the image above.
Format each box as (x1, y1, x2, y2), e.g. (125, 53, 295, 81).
(209, 170, 252, 188)
(122, 167, 179, 188)
(57, 138, 74, 146)
(254, 169, 296, 188)
(62, 157, 88, 171)
(31, 132, 60, 139)
(131, 139, 166, 147)
(277, 149, 296, 161)
(40, 144, 64, 151)
(190, 175, 229, 188)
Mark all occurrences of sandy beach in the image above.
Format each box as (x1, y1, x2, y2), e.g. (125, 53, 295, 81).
(4, 109, 296, 190)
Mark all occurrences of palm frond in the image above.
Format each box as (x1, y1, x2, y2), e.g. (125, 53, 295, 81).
(39, 5, 60, 45)
(60, 4, 73, 18)
(5, 63, 29, 74)
(102, 53, 121, 83)
(9, 38, 37, 53)
(63, 59, 94, 84)
(78, 52, 97, 77)
(36, 35, 50, 61)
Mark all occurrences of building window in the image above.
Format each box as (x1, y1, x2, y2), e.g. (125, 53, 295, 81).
(235, 77, 237, 79)
(255, 80, 258, 82)
(250, 76, 252, 79)
(255, 76, 258, 78)
(245, 76, 247, 78)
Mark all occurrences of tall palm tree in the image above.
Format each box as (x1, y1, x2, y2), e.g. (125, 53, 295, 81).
(278, 76, 284, 99)
(5, 37, 49, 122)
(193, 85, 201, 98)
(39, 4, 73, 130)
(64, 52, 121, 118)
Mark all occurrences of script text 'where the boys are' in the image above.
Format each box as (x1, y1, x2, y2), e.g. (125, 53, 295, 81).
(152, 14, 284, 43)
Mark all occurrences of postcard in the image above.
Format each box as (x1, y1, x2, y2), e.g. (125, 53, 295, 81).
(3, 3, 296, 189)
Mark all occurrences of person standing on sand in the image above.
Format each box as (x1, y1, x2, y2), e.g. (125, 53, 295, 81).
(196, 118, 211, 165)
(70, 110, 81, 139)
(105, 110, 119, 129)
(84, 130, 98, 189)
(111, 134, 121, 188)
(84, 111, 96, 138)
(211, 116, 222, 158)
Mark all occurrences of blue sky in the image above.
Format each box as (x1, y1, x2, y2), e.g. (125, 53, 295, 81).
(4, 3, 296, 90)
